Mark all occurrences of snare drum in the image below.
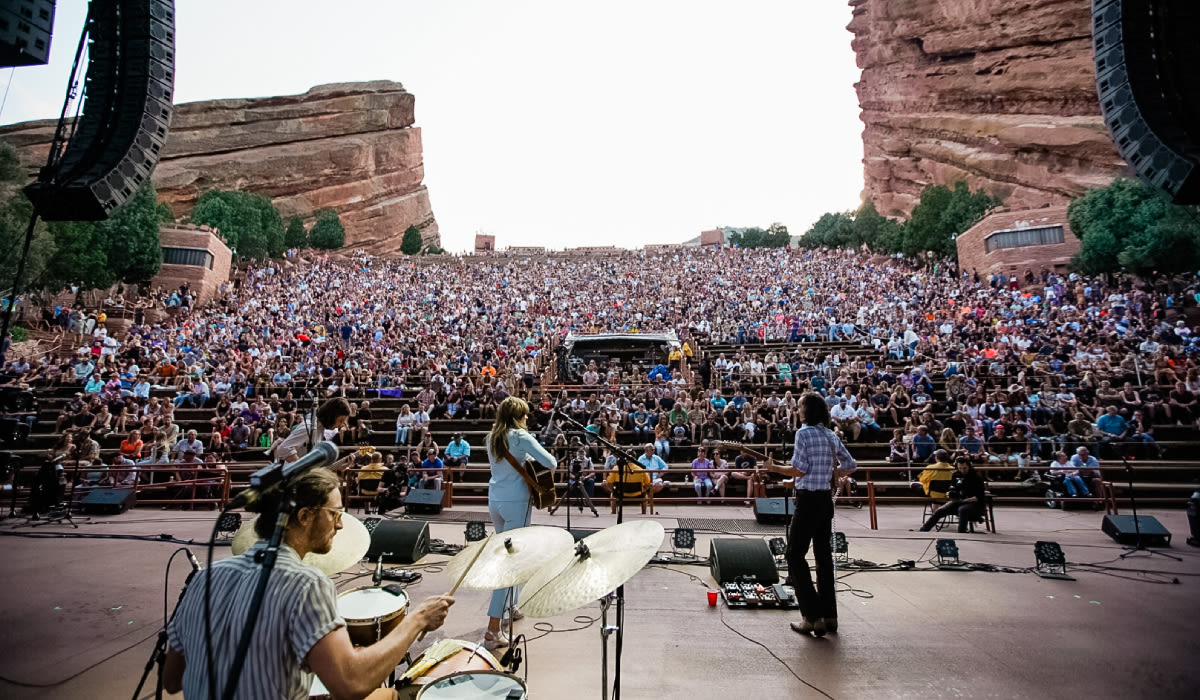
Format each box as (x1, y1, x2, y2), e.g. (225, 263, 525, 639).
(396, 639, 502, 699)
(416, 671, 527, 699)
(337, 586, 409, 647)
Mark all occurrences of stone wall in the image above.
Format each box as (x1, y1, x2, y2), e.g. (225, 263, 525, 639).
(848, 0, 1128, 217)
(0, 81, 439, 255)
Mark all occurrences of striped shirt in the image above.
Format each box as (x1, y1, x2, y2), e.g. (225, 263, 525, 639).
(167, 543, 343, 700)
(790, 424, 857, 491)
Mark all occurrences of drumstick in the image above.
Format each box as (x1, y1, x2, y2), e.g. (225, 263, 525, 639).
(415, 534, 491, 642)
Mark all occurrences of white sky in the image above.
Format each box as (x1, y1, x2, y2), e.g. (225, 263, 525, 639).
(2, 1, 865, 252)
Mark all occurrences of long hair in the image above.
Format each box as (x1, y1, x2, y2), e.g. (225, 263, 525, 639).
(489, 396, 530, 458)
(799, 392, 831, 427)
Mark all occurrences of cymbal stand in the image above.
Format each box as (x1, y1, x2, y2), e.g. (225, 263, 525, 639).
(558, 414, 641, 700)
(599, 592, 617, 700)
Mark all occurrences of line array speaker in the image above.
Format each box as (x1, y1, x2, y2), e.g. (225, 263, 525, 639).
(1092, 0, 1200, 203)
(25, 0, 175, 220)
(0, 0, 57, 67)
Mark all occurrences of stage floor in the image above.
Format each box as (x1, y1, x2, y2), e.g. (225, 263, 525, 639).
(1, 503, 1197, 700)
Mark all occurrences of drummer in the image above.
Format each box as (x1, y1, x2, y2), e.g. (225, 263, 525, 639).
(484, 396, 558, 650)
(163, 467, 455, 700)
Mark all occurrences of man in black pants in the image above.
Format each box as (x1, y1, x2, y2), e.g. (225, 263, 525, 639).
(765, 393, 857, 637)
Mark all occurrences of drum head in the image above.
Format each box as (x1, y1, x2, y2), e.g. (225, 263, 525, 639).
(416, 671, 527, 699)
(338, 586, 408, 621)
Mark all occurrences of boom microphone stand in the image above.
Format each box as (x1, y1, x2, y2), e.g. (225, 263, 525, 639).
(558, 414, 643, 700)
(1118, 453, 1181, 561)
(132, 553, 202, 700)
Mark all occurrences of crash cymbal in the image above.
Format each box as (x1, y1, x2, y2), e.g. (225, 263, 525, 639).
(445, 525, 575, 590)
(518, 520, 665, 618)
(230, 512, 371, 577)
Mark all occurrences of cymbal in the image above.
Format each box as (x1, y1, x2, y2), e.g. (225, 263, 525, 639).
(445, 525, 575, 590)
(230, 512, 371, 576)
(518, 520, 665, 618)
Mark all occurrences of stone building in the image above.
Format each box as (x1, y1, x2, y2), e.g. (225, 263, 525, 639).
(956, 205, 1080, 280)
(150, 224, 232, 302)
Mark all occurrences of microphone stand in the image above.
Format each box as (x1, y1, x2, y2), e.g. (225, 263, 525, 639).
(1117, 453, 1181, 561)
(132, 559, 202, 700)
(220, 498, 297, 700)
(557, 414, 642, 700)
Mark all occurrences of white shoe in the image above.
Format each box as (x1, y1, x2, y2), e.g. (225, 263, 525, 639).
(483, 630, 510, 650)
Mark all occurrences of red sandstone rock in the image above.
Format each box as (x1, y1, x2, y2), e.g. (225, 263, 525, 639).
(0, 81, 438, 254)
(848, 0, 1128, 217)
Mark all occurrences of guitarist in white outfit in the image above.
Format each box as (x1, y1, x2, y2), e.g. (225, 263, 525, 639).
(484, 396, 558, 650)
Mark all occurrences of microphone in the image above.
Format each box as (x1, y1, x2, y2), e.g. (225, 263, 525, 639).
(373, 558, 384, 587)
(231, 441, 340, 507)
(540, 408, 557, 440)
(187, 549, 202, 573)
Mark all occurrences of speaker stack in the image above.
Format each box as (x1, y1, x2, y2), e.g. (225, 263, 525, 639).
(1092, 0, 1200, 204)
(25, 0, 175, 221)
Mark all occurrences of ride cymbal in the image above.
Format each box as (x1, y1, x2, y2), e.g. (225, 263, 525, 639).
(230, 512, 371, 576)
(445, 525, 575, 590)
(518, 520, 664, 618)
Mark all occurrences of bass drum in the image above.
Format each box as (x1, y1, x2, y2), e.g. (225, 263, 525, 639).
(416, 671, 527, 699)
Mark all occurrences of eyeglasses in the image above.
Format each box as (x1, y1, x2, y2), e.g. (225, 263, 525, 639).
(316, 506, 345, 522)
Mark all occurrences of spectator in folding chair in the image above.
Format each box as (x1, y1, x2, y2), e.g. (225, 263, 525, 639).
(601, 457, 652, 514)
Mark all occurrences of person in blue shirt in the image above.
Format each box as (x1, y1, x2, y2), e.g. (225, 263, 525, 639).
(484, 397, 557, 650)
(911, 425, 937, 463)
(419, 448, 444, 490)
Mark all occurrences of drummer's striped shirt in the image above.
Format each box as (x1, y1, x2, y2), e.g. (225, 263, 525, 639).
(167, 542, 344, 700)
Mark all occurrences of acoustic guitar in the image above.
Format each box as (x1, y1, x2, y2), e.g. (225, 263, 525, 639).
(503, 452, 558, 510)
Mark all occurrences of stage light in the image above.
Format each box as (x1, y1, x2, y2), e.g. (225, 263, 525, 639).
(768, 537, 787, 556)
(464, 520, 488, 542)
(672, 528, 696, 558)
(935, 539, 960, 565)
(833, 532, 848, 563)
(1034, 540, 1073, 580)
(216, 512, 242, 541)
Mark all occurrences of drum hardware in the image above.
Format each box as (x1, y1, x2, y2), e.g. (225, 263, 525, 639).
(131, 550, 202, 700)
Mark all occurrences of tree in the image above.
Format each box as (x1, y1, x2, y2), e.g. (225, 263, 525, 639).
(400, 225, 423, 255)
(285, 216, 307, 249)
(191, 189, 285, 259)
(0, 142, 54, 296)
(1069, 177, 1200, 278)
(852, 201, 904, 253)
(308, 208, 345, 250)
(800, 212, 855, 248)
(903, 181, 1000, 258)
(40, 181, 165, 292)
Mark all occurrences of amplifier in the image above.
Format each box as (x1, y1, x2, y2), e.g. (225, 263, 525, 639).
(1101, 515, 1172, 547)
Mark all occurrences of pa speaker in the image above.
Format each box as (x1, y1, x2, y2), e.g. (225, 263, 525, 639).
(80, 486, 135, 514)
(709, 538, 778, 585)
(0, 0, 56, 67)
(1092, 0, 1200, 204)
(25, 0, 175, 220)
(1101, 514, 1172, 547)
(753, 497, 794, 525)
(404, 488, 443, 515)
(363, 518, 430, 564)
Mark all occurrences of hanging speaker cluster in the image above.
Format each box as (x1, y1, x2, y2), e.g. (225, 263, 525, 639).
(1092, 0, 1200, 204)
(25, 0, 175, 221)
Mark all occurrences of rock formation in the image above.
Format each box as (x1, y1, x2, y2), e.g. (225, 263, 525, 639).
(848, 0, 1128, 217)
(0, 80, 438, 254)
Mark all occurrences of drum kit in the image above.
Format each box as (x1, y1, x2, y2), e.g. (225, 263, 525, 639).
(231, 515, 665, 699)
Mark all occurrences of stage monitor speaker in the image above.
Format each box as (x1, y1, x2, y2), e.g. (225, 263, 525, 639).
(0, 0, 56, 67)
(709, 538, 778, 585)
(753, 497, 794, 525)
(404, 488, 443, 515)
(363, 518, 430, 564)
(1101, 514, 1172, 547)
(25, 0, 175, 220)
(80, 486, 135, 514)
(1092, 0, 1200, 204)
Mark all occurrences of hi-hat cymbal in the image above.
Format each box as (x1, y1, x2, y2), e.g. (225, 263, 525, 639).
(518, 520, 665, 618)
(230, 512, 371, 576)
(445, 525, 575, 590)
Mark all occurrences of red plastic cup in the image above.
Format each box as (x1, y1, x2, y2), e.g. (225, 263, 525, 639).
(707, 590, 718, 607)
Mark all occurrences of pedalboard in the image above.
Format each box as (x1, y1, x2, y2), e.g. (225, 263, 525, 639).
(721, 580, 799, 609)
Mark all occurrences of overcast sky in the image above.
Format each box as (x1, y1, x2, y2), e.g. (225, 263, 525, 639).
(2, 1, 864, 252)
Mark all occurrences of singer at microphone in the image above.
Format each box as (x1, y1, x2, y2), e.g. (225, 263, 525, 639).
(268, 398, 353, 464)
